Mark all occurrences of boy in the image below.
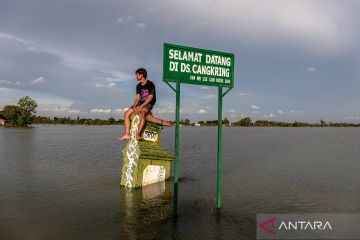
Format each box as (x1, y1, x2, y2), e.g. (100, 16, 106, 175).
(118, 68, 172, 141)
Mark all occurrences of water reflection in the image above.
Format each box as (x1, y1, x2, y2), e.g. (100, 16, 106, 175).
(0, 128, 37, 173)
(119, 181, 172, 239)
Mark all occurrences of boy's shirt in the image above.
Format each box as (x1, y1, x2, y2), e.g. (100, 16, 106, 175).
(136, 80, 156, 106)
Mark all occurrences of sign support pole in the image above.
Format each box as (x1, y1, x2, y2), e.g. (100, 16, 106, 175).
(164, 43, 234, 215)
(173, 81, 180, 216)
(217, 86, 223, 209)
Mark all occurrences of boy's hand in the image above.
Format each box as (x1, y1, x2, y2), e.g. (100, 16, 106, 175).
(135, 106, 143, 114)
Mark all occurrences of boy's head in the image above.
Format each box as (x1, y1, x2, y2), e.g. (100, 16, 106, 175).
(135, 68, 147, 80)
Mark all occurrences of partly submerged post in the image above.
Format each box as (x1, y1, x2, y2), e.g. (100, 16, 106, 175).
(163, 43, 235, 215)
(120, 114, 174, 188)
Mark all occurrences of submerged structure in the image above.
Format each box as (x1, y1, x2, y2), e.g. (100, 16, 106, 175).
(120, 115, 174, 188)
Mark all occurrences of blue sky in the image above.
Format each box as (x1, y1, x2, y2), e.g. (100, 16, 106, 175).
(0, 0, 359, 122)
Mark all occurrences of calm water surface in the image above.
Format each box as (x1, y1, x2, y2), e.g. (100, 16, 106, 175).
(1, 126, 360, 239)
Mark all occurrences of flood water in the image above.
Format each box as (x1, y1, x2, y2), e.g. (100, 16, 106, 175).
(1, 126, 360, 239)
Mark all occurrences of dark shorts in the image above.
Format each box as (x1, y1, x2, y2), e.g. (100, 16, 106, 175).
(129, 104, 153, 112)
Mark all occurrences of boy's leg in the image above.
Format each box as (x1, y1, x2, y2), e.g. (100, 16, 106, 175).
(118, 107, 134, 141)
(146, 114, 173, 126)
(136, 108, 149, 139)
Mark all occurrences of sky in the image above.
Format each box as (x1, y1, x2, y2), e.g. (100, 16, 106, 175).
(0, 0, 359, 123)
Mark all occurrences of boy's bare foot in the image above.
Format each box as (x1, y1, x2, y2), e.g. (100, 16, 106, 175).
(117, 135, 131, 141)
(135, 135, 142, 140)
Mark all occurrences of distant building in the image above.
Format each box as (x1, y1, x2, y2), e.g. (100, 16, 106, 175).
(0, 118, 7, 126)
(195, 123, 201, 126)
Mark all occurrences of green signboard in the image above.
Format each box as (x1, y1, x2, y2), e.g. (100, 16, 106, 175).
(163, 43, 235, 216)
(163, 43, 234, 87)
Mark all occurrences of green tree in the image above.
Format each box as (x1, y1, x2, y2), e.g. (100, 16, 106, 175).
(108, 117, 115, 124)
(2, 105, 22, 126)
(239, 117, 252, 126)
(184, 118, 190, 126)
(223, 118, 230, 126)
(17, 96, 38, 125)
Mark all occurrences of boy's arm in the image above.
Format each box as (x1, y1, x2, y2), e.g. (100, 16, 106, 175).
(139, 95, 153, 108)
(132, 94, 140, 108)
(136, 95, 153, 113)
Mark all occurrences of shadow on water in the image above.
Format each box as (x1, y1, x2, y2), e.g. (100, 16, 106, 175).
(117, 180, 255, 240)
(119, 181, 173, 239)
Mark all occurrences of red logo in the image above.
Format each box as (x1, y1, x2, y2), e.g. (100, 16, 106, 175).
(259, 217, 277, 235)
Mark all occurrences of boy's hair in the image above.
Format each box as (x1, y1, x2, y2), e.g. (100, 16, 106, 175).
(135, 68, 147, 78)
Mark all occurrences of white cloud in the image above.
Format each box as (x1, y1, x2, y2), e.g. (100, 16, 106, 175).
(304, 67, 316, 73)
(345, 116, 360, 120)
(229, 109, 236, 113)
(251, 105, 260, 109)
(0, 79, 25, 86)
(264, 113, 275, 118)
(153, 108, 175, 114)
(94, 82, 116, 88)
(145, 6, 154, 13)
(105, 70, 133, 82)
(0, 32, 123, 77)
(0, 80, 12, 84)
(54, 107, 75, 113)
(38, 106, 84, 115)
(66, 109, 82, 114)
(0, 31, 110, 76)
(0, 32, 38, 50)
(113, 108, 128, 113)
(277, 110, 284, 114)
(239, 92, 250, 96)
(116, 18, 124, 23)
(136, 23, 146, 31)
(198, 109, 208, 114)
(90, 108, 112, 113)
(30, 76, 46, 84)
(290, 110, 303, 113)
(116, 16, 134, 23)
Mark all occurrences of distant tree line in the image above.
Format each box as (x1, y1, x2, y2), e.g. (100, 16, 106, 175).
(2, 97, 360, 127)
(197, 118, 230, 126)
(31, 116, 360, 127)
(230, 117, 360, 127)
(188, 117, 360, 127)
(32, 116, 124, 125)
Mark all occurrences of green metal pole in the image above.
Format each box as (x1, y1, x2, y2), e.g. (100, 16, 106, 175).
(173, 81, 180, 216)
(217, 86, 223, 209)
